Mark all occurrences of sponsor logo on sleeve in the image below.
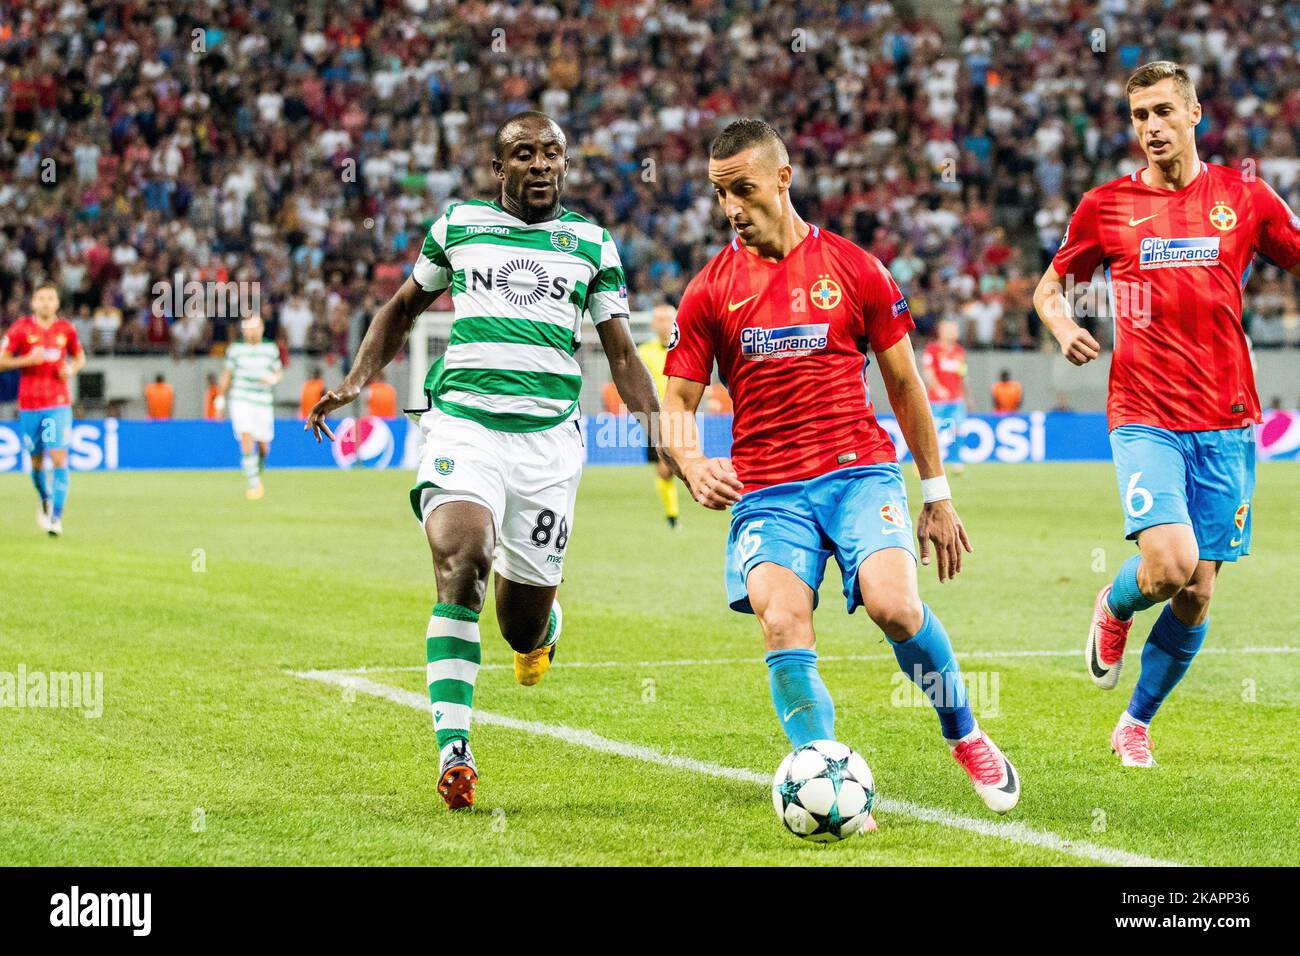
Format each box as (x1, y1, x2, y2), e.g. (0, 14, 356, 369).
(667, 321, 679, 350)
(892, 296, 909, 317)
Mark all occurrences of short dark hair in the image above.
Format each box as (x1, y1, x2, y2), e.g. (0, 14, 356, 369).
(709, 118, 789, 165)
(493, 111, 563, 161)
(33, 282, 58, 295)
(1126, 60, 1197, 109)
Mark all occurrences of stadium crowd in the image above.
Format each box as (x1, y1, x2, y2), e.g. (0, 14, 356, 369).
(1, 0, 1299, 372)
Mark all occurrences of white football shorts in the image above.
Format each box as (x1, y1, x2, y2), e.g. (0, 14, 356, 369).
(229, 400, 274, 443)
(411, 407, 583, 588)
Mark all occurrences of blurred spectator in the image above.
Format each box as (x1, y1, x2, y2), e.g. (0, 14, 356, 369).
(706, 384, 734, 415)
(280, 294, 316, 354)
(91, 303, 122, 355)
(0, 366, 17, 412)
(203, 373, 222, 420)
(991, 370, 1023, 413)
(367, 370, 397, 419)
(601, 381, 624, 415)
(962, 290, 1003, 349)
(145, 374, 174, 420)
(171, 306, 210, 357)
(300, 366, 325, 419)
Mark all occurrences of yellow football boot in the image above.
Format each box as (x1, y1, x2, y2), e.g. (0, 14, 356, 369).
(514, 603, 562, 686)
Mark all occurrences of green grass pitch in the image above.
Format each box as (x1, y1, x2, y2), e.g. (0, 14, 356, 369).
(1, 463, 1297, 866)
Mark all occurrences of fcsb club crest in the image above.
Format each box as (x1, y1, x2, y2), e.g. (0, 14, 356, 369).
(550, 228, 578, 253)
(1231, 502, 1249, 547)
(880, 502, 907, 529)
(810, 276, 842, 310)
(1209, 203, 1237, 231)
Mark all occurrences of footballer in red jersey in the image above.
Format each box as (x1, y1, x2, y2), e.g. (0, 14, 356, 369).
(662, 120, 1019, 819)
(1034, 61, 1300, 767)
(0, 284, 85, 536)
(921, 319, 968, 469)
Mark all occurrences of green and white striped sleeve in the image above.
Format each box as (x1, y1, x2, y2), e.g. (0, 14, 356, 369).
(584, 229, 629, 324)
(412, 211, 454, 293)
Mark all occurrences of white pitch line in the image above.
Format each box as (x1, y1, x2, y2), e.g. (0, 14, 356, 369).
(331, 644, 1300, 674)
(290, 668, 1186, 868)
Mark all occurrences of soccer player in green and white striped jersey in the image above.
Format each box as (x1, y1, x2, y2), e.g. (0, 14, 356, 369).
(306, 112, 662, 810)
(219, 314, 283, 500)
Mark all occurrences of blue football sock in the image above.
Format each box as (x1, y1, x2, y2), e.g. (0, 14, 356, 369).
(766, 648, 835, 749)
(51, 467, 69, 520)
(891, 604, 974, 741)
(31, 468, 50, 506)
(1107, 554, 1155, 620)
(1126, 605, 1207, 724)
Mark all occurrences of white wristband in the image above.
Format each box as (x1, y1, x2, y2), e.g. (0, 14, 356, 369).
(921, 475, 951, 503)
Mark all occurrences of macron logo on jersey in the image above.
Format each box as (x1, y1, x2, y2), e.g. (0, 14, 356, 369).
(740, 324, 829, 360)
(1139, 236, 1220, 270)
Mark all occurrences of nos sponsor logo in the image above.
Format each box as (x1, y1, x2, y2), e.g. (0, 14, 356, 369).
(740, 324, 829, 359)
(1138, 235, 1220, 270)
(331, 416, 396, 470)
(0, 420, 119, 472)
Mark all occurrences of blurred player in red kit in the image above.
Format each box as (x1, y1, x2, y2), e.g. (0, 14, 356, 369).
(0, 284, 85, 537)
(921, 318, 968, 475)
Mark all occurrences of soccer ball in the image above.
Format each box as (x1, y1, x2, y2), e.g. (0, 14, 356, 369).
(772, 740, 877, 842)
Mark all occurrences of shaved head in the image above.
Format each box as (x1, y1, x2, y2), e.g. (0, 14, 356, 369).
(709, 118, 789, 169)
(494, 111, 565, 162)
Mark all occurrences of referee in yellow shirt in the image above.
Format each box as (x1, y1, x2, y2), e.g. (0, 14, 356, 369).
(638, 302, 680, 528)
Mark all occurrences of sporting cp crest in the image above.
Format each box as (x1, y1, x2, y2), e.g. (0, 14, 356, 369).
(435, 457, 454, 476)
(550, 228, 579, 253)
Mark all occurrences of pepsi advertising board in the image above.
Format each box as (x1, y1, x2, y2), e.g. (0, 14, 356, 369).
(0, 411, 1297, 472)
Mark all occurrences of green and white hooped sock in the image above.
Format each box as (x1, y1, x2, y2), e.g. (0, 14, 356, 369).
(241, 453, 260, 487)
(426, 603, 481, 752)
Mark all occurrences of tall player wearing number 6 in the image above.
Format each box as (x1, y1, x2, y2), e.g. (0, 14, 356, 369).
(306, 112, 659, 811)
(662, 119, 1020, 816)
(1034, 62, 1300, 767)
